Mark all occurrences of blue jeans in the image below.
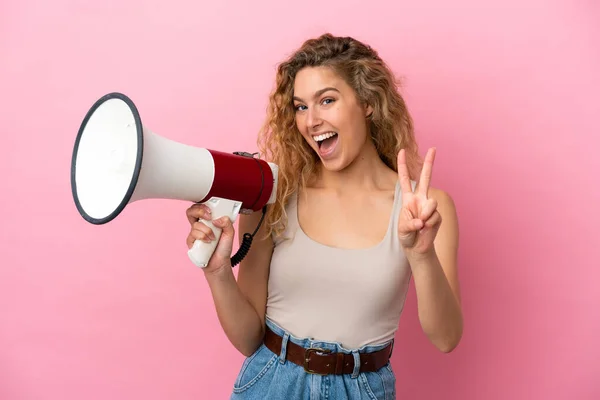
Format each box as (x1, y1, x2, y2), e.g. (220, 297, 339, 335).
(230, 318, 396, 400)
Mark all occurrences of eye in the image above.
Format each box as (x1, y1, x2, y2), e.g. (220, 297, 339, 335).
(321, 98, 335, 105)
(294, 104, 307, 112)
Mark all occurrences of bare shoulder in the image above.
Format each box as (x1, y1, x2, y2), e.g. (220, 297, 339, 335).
(427, 186, 459, 242)
(428, 186, 455, 211)
(426, 187, 457, 225)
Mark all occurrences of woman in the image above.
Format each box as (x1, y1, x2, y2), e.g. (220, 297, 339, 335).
(185, 33, 463, 400)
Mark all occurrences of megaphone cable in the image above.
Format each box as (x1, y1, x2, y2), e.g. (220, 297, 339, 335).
(230, 205, 267, 267)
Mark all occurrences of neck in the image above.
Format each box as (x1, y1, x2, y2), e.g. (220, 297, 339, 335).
(312, 140, 396, 193)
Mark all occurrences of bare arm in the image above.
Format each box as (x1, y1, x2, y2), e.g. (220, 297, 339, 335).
(396, 148, 463, 353)
(186, 206, 273, 357)
(408, 188, 463, 353)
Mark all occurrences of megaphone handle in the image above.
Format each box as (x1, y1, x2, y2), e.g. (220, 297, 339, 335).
(187, 197, 242, 268)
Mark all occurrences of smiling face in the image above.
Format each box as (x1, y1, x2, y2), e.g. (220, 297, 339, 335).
(292, 66, 373, 171)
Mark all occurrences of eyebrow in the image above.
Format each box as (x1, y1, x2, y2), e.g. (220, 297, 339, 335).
(293, 87, 340, 102)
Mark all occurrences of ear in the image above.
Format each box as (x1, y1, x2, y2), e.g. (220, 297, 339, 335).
(364, 103, 373, 118)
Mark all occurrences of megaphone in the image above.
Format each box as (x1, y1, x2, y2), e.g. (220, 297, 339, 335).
(70, 92, 279, 268)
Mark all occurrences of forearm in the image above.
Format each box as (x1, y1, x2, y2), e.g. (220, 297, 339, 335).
(408, 250, 463, 352)
(203, 266, 265, 357)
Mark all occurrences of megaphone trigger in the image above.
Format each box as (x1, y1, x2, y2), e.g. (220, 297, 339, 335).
(187, 197, 242, 268)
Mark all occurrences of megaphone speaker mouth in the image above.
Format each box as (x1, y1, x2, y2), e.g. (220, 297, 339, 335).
(71, 92, 144, 225)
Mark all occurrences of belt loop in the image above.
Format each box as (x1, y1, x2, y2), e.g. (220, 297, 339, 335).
(351, 350, 361, 379)
(279, 332, 290, 364)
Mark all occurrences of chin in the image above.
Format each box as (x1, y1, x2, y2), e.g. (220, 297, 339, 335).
(318, 153, 351, 172)
(319, 162, 344, 172)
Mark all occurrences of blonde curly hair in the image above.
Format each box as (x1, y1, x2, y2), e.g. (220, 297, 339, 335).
(257, 33, 422, 240)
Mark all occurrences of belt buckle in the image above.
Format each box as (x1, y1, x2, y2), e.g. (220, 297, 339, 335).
(303, 347, 332, 374)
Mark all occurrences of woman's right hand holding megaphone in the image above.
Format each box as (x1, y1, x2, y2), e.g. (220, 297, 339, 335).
(185, 203, 235, 275)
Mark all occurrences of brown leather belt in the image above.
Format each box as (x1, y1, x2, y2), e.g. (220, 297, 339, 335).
(263, 326, 393, 375)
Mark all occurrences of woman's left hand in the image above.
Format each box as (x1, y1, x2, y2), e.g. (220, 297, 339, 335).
(396, 147, 441, 256)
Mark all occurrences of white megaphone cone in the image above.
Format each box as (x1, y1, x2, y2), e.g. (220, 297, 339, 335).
(70, 92, 279, 268)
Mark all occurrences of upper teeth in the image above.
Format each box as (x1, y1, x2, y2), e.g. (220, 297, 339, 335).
(314, 132, 337, 142)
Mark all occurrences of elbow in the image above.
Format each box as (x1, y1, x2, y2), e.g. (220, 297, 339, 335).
(438, 337, 461, 353)
(426, 332, 462, 354)
(237, 326, 266, 357)
(427, 314, 463, 353)
(240, 345, 260, 358)
(434, 333, 462, 353)
(239, 338, 263, 357)
(436, 324, 463, 353)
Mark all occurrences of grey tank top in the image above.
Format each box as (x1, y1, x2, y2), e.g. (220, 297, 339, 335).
(266, 180, 413, 350)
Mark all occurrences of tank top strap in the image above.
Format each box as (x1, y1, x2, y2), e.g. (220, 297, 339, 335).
(388, 180, 401, 244)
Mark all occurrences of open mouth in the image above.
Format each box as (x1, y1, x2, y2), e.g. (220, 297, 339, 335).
(314, 132, 338, 150)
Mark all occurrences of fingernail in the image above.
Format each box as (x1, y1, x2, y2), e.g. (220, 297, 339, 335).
(213, 217, 225, 226)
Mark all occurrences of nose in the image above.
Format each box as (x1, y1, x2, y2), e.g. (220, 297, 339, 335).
(305, 107, 322, 131)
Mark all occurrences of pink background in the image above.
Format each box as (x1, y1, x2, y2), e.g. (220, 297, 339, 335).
(1, 0, 599, 399)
